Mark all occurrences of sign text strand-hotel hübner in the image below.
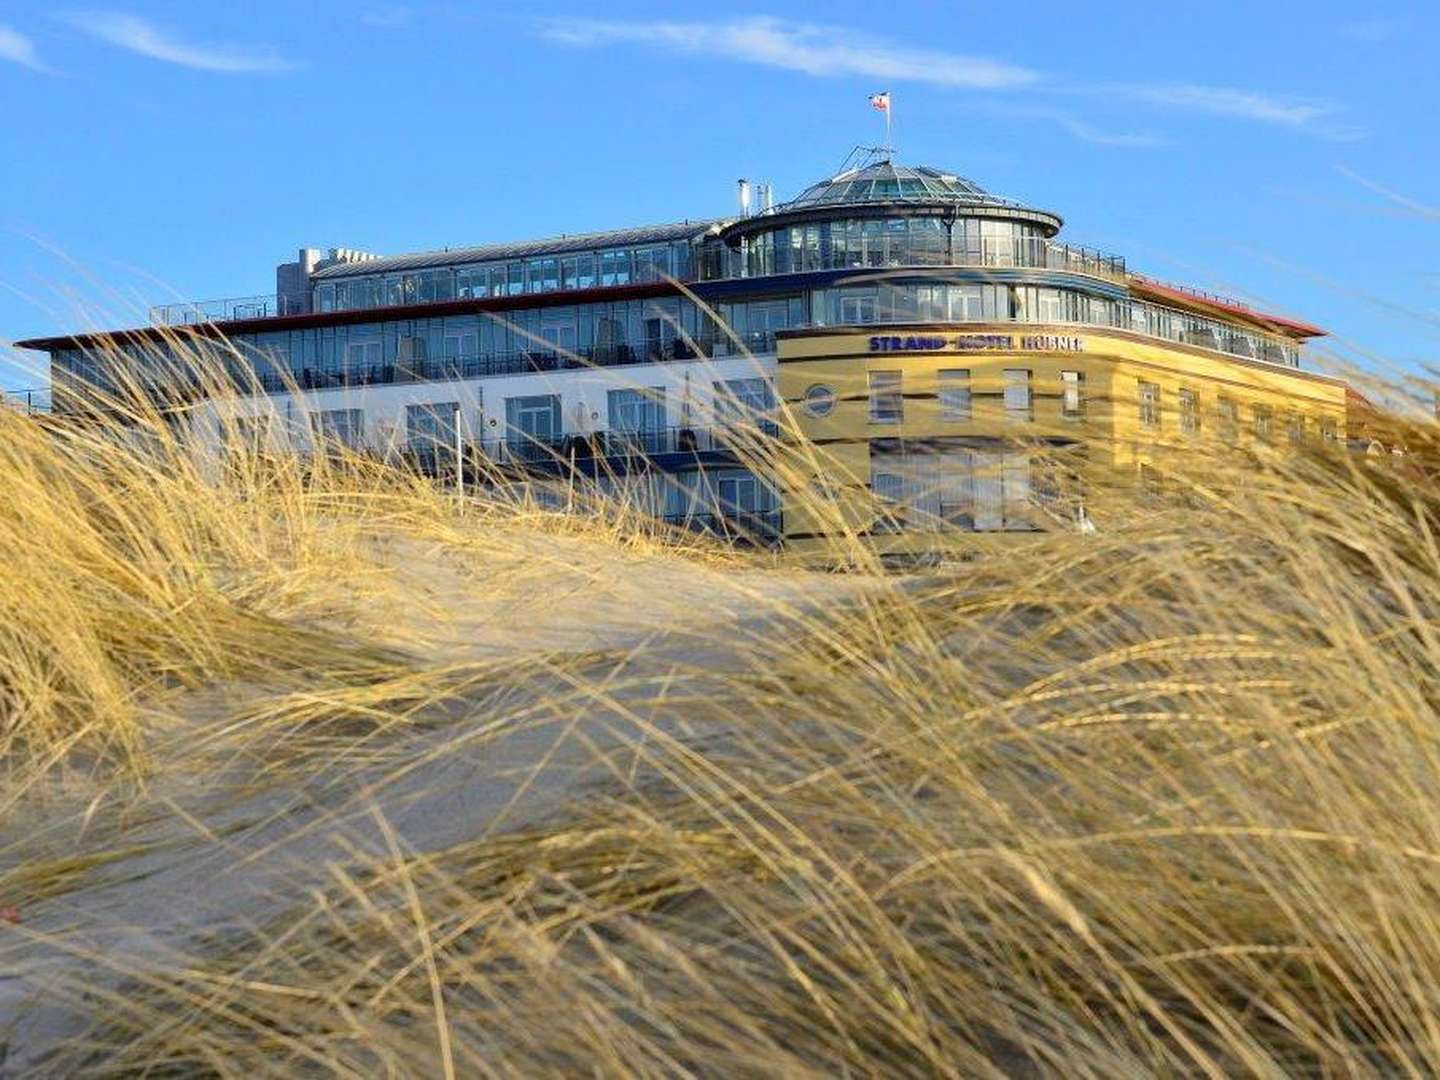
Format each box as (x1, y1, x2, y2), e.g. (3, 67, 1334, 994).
(869, 333, 1086, 353)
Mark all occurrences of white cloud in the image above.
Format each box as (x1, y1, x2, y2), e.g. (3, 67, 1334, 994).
(537, 15, 1039, 89)
(538, 16, 1359, 141)
(1058, 119, 1163, 148)
(978, 103, 1163, 148)
(1336, 166, 1440, 221)
(1114, 83, 1362, 140)
(361, 6, 413, 29)
(1340, 19, 1400, 42)
(0, 23, 49, 72)
(1127, 84, 1329, 126)
(63, 12, 297, 73)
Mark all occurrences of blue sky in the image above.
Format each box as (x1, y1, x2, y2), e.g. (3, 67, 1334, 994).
(1, 1, 1435, 390)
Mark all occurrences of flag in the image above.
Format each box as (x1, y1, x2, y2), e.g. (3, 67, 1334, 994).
(869, 92, 890, 112)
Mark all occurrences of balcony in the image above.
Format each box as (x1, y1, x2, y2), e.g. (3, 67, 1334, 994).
(469, 422, 780, 467)
(714, 236, 1130, 285)
(243, 339, 708, 395)
(149, 294, 305, 327)
(2, 387, 51, 414)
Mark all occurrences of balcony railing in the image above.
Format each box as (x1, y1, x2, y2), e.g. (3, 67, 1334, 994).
(243, 340, 706, 394)
(398, 426, 783, 545)
(465, 421, 779, 466)
(149, 294, 305, 327)
(2, 387, 51, 414)
(716, 236, 1130, 284)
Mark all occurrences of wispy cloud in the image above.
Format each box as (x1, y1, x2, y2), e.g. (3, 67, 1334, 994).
(538, 15, 1359, 142)
(0, 23, 50, 72)
(361, 6, 413, 30)
(1340, 19, 1401, 42)
(1114, 83, 1362, 140)
(987, 104, 1164, 148)
(1336, 166, 1440, 220)
(537, 15, 1039, 89)
(62, 12, 297, 73)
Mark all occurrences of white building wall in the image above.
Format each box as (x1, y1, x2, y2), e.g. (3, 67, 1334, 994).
(200, 354, 777, 454)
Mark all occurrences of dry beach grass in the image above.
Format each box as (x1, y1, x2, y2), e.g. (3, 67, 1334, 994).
(2, 340, 1440, 1075)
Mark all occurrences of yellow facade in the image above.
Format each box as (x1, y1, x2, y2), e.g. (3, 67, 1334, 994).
(775, 324, 1347, 555)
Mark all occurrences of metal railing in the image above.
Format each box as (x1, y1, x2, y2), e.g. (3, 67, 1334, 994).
(149, 294, 305, 327)
(719, 236, 1129, 284)
(2, 387, 51, 414)
(468, 421, 779, 466)
(668, 509, 782, 544)
(244, 340, 704, 394)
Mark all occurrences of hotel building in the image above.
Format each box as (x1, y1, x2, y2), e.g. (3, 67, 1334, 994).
(16, 156, 1347, 551)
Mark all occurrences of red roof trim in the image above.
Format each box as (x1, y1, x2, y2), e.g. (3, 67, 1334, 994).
(1129, 278, 1325, 339)
(15, 280, 682, 352)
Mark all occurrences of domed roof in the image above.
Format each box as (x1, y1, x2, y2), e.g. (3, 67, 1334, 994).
(776, 160, 1024, 213)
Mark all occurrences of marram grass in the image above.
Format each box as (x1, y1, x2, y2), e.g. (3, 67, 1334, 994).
(3, 339, 1440, 1076)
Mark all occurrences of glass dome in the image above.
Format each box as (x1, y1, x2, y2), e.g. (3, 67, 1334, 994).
(775, 161, 1024, 213)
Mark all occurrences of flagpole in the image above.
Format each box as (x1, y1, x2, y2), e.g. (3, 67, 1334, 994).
(886, 94, 892, 154)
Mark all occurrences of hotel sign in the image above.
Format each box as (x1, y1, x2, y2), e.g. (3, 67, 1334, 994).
(868, 333, 1085, 353)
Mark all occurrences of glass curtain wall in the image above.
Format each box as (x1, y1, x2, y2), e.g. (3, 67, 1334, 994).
(315, 241, 696, 313)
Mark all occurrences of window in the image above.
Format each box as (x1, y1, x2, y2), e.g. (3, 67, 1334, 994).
(939, 369, 971, 421)
(1060, 370, 1084, 420)
(608, 387, 666, 448)
(312, 408, 364, 451)
(1138, 381, 1161, 429)
(869, 370, 902, 424)
(233, 414, 273, 451)
(1035, 289, 1065, 323)
(405, 401, 459, 454)
(1319, 417, 1338, 442)
(540, 319, 578, 354)
(1287, 411, 1305, 444)
(717, 473, 760, 514)
(1253, 405, 1274, 442)
(714, 378, 774, 428)
(1217, 397, 1239, 440)
(868, 445, 980, 532)
(1004, 369, 1032, 422)
(397, 336, 428, 370)
(840, 292, 878, 324)
(505, 394, 562, 448)
(1178, 388, 1200, 435)
(443, 332, 478, 363)
(344, 340, 382, 378)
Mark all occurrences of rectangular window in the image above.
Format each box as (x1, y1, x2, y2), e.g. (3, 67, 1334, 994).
(1319, 417, 1338, 442)
(608, 387, 666, 448)
(840, 292, 878, 324)
(1287, 411, 1305, 444)
(1178, 388, 1200, 435)
(1004, 369, 1032, 422)
(505, 394, 562, 448)
(539, 319, 577, 354)
(939, 369, 971, 421)
(397, 335, 428, 366)
(869, 370, 903, 424)
(443, 332, 478, 361)
(1138, 380, 1161, 429)
(713, 378, 775, 429)
(1253, 405, 1274, 442)
(405, 401, 459, 454)
(1060, 370, 1084, 420)
(1217, 397, 1239, 440)
(312, 408, 364, 451)
(342, 340, 382, 383)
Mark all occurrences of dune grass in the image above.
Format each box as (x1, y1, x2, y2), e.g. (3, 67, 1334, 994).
(4, 338, 1440, 1075)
